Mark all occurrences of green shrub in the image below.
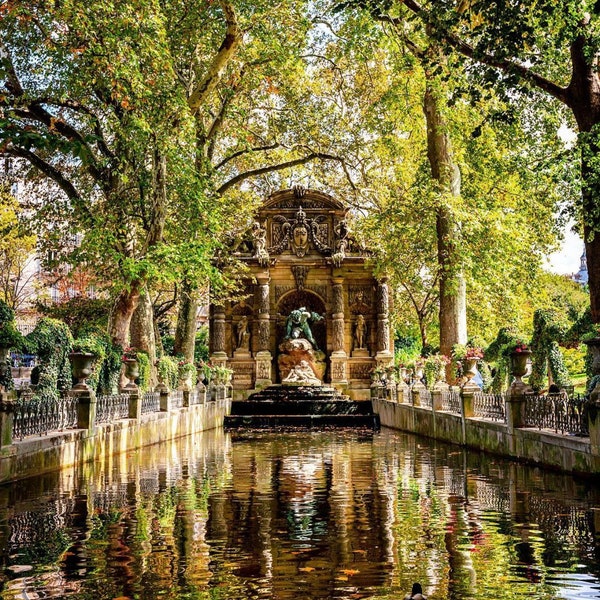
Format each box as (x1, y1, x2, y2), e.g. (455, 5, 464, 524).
(136, 351, 151, 393)
(36, 296, 110, 338)
(0, 299, 23, 350)
(194, 326, 209, 363)
(157, 355, 178, 390)
(177, 359, 197, 387)
(25, 318, 73, 400)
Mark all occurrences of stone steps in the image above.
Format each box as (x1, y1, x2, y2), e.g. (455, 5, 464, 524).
(224, 384, 380, 430)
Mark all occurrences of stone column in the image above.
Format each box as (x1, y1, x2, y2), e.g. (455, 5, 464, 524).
(72, 387, 97, 433)
(159, 388, 170, 412)
(375, 277, 393, 368)
(0, 390, 15, 448)
(210, 305, 228, 368)
(255, 274, 272, 387)
(588, 386, 600, 457)
(460, 384, 476, 418)
(330, 277, 347, 385)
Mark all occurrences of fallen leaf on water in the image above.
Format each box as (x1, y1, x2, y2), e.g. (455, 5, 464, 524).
(299, 567, 315, 572)
(336, 576, 348, 581)
(341, 569, 360, 576)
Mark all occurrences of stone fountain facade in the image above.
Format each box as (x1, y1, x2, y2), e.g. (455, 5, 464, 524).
(208, 187, 393, 400)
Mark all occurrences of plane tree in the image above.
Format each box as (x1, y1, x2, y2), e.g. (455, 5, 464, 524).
(341, 0, 600, 323)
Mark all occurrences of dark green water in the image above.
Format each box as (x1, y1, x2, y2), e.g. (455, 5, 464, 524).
(0, 428, 599, 600)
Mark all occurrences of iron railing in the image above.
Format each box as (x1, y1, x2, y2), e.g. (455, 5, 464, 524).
(418, 388, 432, 408)
(95, 393, 129, 424)
(523, 392, 589, 436)
(188, 390, 201, 406)
(440, 387, 462, 414)
(141, 391, 160, 415)
(473, 391, 506, 422)
(170, 390, 184, 409)
(13, 391, 77, 440)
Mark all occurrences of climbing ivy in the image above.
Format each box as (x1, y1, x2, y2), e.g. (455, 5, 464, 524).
(25, 318, 73, 401)
(529, 309, 571, 391)
(484, 327, 524, 393)
(0, 300, 22, 390)
(136, 351, 151, 393)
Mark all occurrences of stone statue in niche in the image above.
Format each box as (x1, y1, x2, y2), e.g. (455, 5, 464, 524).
(236, 315, 250, 351)
(332, 219, 349, 267)
(251, 221, 269, 266)
(354, 314, 366, 350)
(284, 306, 323, 350)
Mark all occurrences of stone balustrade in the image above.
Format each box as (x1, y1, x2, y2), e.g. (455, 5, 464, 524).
(373, 379, 600, 474)
(0, 383, 231, 482)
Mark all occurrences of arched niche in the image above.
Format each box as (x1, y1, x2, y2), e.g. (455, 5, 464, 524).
(276, 290, 327, 356)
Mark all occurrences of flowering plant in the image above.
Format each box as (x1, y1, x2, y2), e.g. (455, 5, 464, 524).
(122, 346, 138, 361)
(452, 343, 483, 361)
(464, 347, 484, 360)
(511, 340, 530, 353)
(424, 354, 451, 388)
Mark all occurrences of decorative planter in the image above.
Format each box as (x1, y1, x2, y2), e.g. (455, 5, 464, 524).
(123, 358, 139, 388)
(463, 358, 479, 382)
(510, 350, 531, 386)
(178, 373, 193, 391)
(414, 367, 424, 384)
(69, 352, 96, 390)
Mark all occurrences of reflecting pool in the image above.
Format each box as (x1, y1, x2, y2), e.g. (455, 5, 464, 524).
(1, 428, 600, 599)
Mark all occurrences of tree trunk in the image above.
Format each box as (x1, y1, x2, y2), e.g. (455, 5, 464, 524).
(107, 281, 142, 348)
(130, 285, 157, 387)
(423, 80, 468, 372)
(174, 279, 199, 363)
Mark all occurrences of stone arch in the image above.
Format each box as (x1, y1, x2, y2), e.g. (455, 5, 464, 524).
(276, 290, 327, 357)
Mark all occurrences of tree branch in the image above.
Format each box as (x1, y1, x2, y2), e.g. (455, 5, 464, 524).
(216, 152, 349, 195)
(214, 143, 279, 171)
(206, 65, 247, 160)
(187, 0, 242, 114)
(383, 1, 569, 104)
(10, 105, 105, 181)
(6, 145, 95, 224)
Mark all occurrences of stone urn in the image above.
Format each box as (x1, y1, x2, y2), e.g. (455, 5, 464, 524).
(510, 350, 531, 386)
(69, 352, 95, 391)
(123, 358, 139, 389)
(463, 358, 479, 383)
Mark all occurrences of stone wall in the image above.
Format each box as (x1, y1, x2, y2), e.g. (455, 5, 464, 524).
(373, 398, 600, 475)
(0, 398, 231, 484)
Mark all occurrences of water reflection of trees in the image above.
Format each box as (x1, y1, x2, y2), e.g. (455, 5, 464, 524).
(0, 430, 599, 599)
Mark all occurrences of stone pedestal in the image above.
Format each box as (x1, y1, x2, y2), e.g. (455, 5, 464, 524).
(210, 351, 228, 369)
(278, 338, 325, 383)
(255, 350, 273, 388)
(351, 348, 369, 358)
(0, 391, 15, 448)
(330, 351, 348, 385)
(71, 387, 97, 433)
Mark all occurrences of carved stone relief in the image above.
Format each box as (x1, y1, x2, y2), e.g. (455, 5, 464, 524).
(350, 362, 373, 380)
(292, 265, 310, 290)
(349, 286, 373, 314)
